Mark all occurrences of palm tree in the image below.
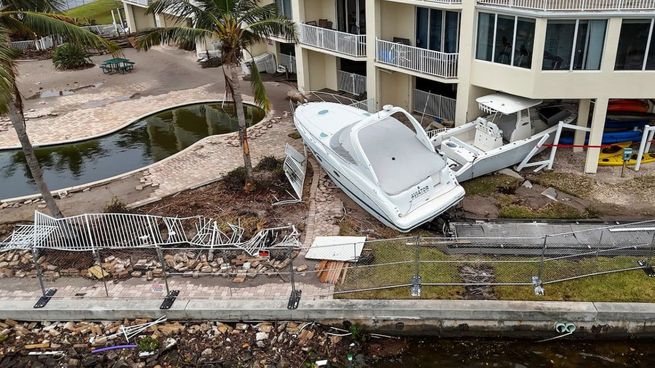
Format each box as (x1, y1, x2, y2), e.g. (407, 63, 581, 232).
(0, 2, 116, 217)
(137, 0, 295, 191)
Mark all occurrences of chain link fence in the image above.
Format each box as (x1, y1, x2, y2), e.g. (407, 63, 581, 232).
(4, 220, 655, 307)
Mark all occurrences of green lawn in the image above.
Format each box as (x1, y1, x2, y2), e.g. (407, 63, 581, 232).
(334, 240, 655, 302)
(65, 0, 122, 25)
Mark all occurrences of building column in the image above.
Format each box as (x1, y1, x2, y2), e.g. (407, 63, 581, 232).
(123, 3, 136, 33)
(584, 97, 608, 173)
(574, 99, 591, 153)
(365, 0, 380, 110)
(453, 0, 476, 125)
(291, 0, 309, 92)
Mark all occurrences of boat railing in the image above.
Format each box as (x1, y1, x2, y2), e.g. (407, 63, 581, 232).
(289, 91, 376, 113)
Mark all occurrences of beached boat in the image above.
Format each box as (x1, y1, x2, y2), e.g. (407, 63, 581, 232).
(293, 102, 465, 232)
(429, 93, 576, 182)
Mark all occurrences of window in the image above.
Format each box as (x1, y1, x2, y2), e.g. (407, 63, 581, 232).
(475, 12, 535, 69)
(416, 8, 460, 53)
(615, 19, 654, 70)
(275, 0, 292, 19)
(543, 19, 606, 71)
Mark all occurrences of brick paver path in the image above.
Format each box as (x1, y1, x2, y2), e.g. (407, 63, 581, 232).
(0, 276, 334, 301)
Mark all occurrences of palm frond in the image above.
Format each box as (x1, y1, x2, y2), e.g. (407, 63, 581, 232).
(136, 26, 212, 51)
(10, 11, 118, 52)
(0, 27, 18, 114)
(1, 0, 63, 12)
(244, 50, 270, 111)
(248, 17, 296, 42)
(147, 0, 217, 28)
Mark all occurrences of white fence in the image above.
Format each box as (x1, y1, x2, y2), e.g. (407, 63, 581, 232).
(337, 70, 367, 96)
(83, 24, 126, 37)
(376, 39, 458, 79)
(298, 23, 366, 58)
(477, 0, 655, 11)
(124, 0, 149, 6)
(278, 53, 296, 74)
(413, 89, 456, 122)
(10, 35, 60, 51)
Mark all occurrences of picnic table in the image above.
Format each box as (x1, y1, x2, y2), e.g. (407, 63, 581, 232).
(100, 58, 135, 74)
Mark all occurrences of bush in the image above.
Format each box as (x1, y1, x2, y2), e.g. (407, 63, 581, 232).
(52, 43, 93, 70)
(254, 156, 282, 172)
(103, 196, 129, 213)
(137, 335, 160, 352)
(224, 166, 247, 191)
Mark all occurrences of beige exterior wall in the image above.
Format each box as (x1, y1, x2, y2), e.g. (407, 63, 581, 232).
(378, 1, 415, 42)
(303, 0, 336, 23)
(378, 69, 411, 109)
(131, 5, 156, 30)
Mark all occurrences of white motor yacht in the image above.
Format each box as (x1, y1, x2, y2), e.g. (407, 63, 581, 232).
(294, 102, 465, 232)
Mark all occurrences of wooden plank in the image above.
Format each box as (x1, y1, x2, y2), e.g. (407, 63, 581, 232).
(340, 264, 349, 285)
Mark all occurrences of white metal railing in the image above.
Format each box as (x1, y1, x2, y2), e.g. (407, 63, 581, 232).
(10, 40, 36, 50)
(83, 24, 126, 37)
(278, 53, 296, 73)
(477, 0, 655, 11)
(413, 89, 456, 122)
(376, 39, 458, 79)
(422, 0, 462, 3)
(124, 0, 149, 6)
(298, 23, 366, 58)
(11, 35, 60, 51)
(337, 70, 367, 96)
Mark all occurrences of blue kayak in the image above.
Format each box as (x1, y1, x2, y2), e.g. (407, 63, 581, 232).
(559, 130, 643, 145)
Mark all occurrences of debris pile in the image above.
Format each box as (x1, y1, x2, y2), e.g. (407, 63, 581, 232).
(0, 319, 362, 367)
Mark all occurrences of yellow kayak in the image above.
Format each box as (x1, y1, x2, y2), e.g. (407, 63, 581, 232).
(598, 142, 655, 166)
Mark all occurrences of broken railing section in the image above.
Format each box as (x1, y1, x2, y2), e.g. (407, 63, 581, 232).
(274, 144, 307, 206)
(0, 211, 301, 256)
(0, 211, 302, 308)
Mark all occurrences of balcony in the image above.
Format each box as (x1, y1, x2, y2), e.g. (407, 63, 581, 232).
(123, 0, 149, 7)
(477, 0, 655, 11)
(298, 23, 366, 59)
(337, 70, 367, 95)
(376, 39, 458, 79)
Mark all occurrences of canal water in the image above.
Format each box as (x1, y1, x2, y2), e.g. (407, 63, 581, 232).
(0, 102, 264, 199)
(373, 338, 655, 367)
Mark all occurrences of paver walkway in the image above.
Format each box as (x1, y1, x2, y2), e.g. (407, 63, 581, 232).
(0, 276, 334, 301)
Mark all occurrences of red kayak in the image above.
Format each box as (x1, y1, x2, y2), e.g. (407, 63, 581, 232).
(608, 99, 650, 113)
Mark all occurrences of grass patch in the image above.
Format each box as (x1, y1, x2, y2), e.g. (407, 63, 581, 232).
(335, 240, 653, 302)
(65, 0, 122, 25)
(461, 174, 521, 196)
(499, 202, 588, 219)
(527, 171, 595, 198)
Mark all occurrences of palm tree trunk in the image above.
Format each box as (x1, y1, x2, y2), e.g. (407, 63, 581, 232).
(228, 63, 255, 191)
(7, 82, 64, 218)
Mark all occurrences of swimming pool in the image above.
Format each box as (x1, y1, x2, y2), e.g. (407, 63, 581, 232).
(0, 102, 265, 200)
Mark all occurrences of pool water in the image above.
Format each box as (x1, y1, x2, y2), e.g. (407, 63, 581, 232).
(0, 102, 265, 200)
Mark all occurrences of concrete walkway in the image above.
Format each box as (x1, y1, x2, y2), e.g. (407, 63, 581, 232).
(1, 297, 655, 338)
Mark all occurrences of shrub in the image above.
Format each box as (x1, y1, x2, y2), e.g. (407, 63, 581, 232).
(254, 156, 282, 172)
(52, 43, 93, 70)
(224, 166, 247, 191)
(103, 196, 129, 213)
(137, 335, 160, 352)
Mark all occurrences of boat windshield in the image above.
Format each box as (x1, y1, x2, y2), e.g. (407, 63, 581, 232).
(358, 116, 446, 195)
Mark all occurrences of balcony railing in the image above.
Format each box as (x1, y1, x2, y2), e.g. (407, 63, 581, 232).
(298, 23, 366, 58)
(413, 89, 456, 122)
(279, 53, 296, 74)
(421, 0, 462, 3)
(376, 39, 458, 79)
(477, 0, 655, 11)
(337, 70, 367, 96)
(124, 0, 149, 6)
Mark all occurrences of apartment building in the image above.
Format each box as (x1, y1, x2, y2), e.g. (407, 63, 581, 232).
(120, 0, 655, 173)
(291, 0, 655, 174)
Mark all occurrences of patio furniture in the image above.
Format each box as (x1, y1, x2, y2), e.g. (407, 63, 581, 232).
(100, 58, 135, 74)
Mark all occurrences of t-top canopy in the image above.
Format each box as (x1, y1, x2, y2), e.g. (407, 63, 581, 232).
(476, 93, 543, 115)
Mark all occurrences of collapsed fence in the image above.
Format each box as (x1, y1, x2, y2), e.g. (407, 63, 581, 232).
(1, 213, 654, 309)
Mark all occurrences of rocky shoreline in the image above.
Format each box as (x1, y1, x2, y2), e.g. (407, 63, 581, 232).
(0, 319, 406, 367)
